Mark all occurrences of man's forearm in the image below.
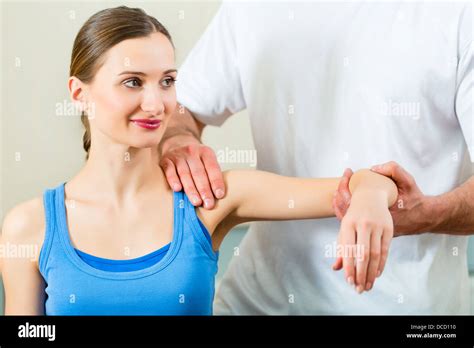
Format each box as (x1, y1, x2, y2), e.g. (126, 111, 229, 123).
(425, 176, 474, 235)
(159, 104, 205, 154)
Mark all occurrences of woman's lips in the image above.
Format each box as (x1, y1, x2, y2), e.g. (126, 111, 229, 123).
(130, 119, 161, 130)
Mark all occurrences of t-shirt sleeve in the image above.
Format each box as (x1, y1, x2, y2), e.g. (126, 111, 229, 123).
(455, 4, 473, 162)
(176, 2, 246, 126)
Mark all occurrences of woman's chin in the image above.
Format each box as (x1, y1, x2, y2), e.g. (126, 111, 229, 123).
(127, 141, 161, 151)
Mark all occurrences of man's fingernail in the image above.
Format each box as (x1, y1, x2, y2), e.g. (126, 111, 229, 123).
(192, 196, 200, 205)
(204, 199, 212, 208)
(377, 270, 381, 277)
(215, 189, 224, 198)
(371, 165, 379, 171)
(347, 277, 354, 286)
(356, 285, 364, 294)
(366, 282, 372, 290)
(173, 183, 181, 191)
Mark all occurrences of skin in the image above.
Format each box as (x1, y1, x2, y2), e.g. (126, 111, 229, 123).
(1, 32, 398, 315)
(333, 162, 474, 236)
(159, 108, 224, 209)
(159, 108, 400, 293)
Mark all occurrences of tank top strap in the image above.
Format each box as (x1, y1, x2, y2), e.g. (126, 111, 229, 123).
(39, 183, 65, 275)
(179, 190, 219, 261)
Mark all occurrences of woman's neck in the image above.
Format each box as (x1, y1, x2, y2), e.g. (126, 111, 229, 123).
(74, 143, 166, 208)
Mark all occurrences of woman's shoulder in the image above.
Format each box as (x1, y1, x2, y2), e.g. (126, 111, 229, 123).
(1, 197, 46, 267)
(2, 197, 45, 239)
(194, 169, 261, 231)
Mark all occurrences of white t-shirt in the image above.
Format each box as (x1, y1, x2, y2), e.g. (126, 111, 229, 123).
(176, 1, 473, 314)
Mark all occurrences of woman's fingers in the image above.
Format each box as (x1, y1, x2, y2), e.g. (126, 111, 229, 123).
(332, 256, 343, 271)
(340, 223, 356, 287)
(333, 233, 343, 270)
(365, 228, 382, 291)
(378, 228, 392, 277)
(355, 224, 371, 293)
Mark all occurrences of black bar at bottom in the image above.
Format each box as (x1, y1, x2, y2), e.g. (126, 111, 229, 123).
(0, 315, 472, 346)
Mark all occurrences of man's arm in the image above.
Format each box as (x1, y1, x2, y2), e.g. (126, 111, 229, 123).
(333, 161, 474, 236)
(159, 104, 205, 154)
(424, 175, 474, 235)
(159, 104, 226, 209)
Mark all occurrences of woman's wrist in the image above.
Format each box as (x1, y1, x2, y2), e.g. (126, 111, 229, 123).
(349, 169, 398, 207)
(350, 188, 389, 209)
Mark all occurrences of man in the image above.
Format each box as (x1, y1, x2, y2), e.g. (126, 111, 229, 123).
(159, 1, 473, 314)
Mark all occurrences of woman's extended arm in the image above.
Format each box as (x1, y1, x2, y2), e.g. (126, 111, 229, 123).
(1, 199, 46, 315)
(224, 169, 396, 221)
(201, 169, 397, 293)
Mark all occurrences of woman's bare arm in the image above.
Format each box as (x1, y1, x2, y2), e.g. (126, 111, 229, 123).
(198, 168, 397, 293)
(1, 198, 46, 315)
(204, 169, 396, 224)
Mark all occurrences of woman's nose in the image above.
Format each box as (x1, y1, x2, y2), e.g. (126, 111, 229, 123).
(141, 87, 165, 116)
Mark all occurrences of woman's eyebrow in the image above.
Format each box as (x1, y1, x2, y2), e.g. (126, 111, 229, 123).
(163, 69, 178, 74)
(118, 69, 177, 76)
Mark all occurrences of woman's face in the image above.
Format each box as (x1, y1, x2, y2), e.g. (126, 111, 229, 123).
(81, 32, 177, 151)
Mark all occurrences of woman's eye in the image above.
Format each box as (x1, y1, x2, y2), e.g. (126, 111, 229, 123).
(161, 78, 176, 88)
(123, 78, 142, 88)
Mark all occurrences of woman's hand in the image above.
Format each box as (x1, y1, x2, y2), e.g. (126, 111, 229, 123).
(333, 189, 394, 293)
(334, 162, 433, 237)
(332, 169, 397, 294)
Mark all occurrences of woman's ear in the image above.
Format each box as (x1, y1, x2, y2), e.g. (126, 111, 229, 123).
(68, 76, 87, 113)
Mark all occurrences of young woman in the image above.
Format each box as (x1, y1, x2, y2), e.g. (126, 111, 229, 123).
(0, 6, 397, 315)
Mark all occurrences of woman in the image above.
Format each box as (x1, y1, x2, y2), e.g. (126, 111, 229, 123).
(0, 6, 397, 315)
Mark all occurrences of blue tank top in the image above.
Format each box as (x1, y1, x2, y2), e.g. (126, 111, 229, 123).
(74, 243, 171, 272)
(73, 219, 211, 272)
(39, 182, 219, 315)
